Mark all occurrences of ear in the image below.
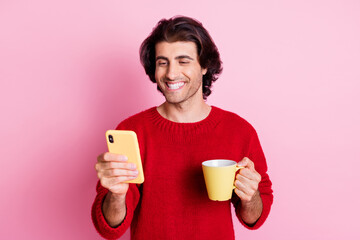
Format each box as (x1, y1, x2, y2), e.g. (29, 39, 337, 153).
(201, 68, 208, 75)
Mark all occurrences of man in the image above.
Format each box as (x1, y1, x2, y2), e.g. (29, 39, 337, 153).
(92, 16, 273, 240)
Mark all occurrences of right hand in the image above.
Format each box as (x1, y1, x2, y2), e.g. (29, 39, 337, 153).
(95, 152, 139, 196)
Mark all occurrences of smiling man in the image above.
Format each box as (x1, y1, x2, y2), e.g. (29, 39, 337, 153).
(155, 41, 210, 122)
(92, 16, 273, 240)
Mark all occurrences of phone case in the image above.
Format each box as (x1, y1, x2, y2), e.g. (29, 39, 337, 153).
(105, 130, 144, 184)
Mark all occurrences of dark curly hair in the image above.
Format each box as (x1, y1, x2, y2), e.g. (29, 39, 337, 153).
(139, 16, 223, 100)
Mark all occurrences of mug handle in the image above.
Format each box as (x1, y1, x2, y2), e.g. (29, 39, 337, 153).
(233, 166, 245, 190)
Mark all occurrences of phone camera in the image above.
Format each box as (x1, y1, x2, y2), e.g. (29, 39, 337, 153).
(108, 135, 114, 143)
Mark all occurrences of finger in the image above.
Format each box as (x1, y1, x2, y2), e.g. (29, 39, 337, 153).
(234, 188, 253, 203)
(235, 175, 259, 194)
(98, 152, 128, 162)
(234, 178, 259, 200)
(237, 157, 255, 170)
(100, 175, 138, 188)
(234, 180, 253, 198)
(101, 168, 139, 178)
(96, 161, 137, 171)
(237, 168, 261, 182)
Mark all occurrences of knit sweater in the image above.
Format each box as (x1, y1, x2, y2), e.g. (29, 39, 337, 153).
(92, 106, 273, 240)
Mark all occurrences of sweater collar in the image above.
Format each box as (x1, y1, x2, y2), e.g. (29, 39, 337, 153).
(147, 106, 223, 135)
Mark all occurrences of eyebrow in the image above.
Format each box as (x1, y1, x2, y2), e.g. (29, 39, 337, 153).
(155, 55, 195, 61)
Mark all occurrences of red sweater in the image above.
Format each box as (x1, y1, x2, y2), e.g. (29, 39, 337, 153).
(92, 106, 273, 240)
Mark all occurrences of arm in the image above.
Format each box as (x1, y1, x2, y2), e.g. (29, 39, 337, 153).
(102, 192, 127, 227)
(91, 153, 140, 239)
(92, 182, 140, 239)
(232, 130, 273, 229)
(237, 189, 263, 226)
(234, 157, 263, 226)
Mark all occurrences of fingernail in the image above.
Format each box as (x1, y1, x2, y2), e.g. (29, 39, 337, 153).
(130, 163, 136, 169)
(132, 170, 138, 176)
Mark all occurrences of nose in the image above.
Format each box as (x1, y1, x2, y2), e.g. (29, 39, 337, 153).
(165, 63, 180, 81)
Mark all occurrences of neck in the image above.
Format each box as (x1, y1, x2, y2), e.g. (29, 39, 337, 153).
(157, 100, 211, 123)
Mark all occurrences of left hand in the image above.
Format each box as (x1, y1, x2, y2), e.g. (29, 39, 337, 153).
(234, 157, 262, 204)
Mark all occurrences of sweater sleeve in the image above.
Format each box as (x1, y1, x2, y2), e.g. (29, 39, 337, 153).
(231, 129, 273, 230)
(91, 181, 140, 239)
(91, 121, 141, 239)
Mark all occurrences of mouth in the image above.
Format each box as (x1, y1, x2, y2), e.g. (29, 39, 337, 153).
(165, 82, 185, 91)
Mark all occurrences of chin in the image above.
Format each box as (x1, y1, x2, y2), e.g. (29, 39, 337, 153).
(165, 98, 182, 104)
(163, 94, 185, 104)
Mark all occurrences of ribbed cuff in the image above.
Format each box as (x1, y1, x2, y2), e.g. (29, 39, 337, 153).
(91, 183, 139, 239)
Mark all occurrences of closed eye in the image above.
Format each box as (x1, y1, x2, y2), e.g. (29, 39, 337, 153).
(157, 61, 168, 66)
(176, 55, 194, 64)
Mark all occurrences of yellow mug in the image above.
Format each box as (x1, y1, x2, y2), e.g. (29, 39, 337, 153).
(202, 159, 244, 201)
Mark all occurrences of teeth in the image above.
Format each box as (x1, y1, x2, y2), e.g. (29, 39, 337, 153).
(167, 82, 184, 90)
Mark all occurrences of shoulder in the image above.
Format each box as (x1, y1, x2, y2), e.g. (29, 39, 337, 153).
(212, 106, 257, 134)
(115, 107, 156, 130)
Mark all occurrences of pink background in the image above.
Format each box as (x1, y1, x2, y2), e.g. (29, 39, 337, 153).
(1, 0, 359, 239)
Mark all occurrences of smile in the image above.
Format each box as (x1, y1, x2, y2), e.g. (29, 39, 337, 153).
(166, 82, 185, 90)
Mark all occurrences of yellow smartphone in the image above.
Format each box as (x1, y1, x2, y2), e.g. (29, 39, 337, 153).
(105, 130, 144, 184)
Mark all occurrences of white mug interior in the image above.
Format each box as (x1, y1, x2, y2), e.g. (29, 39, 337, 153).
(202, 159, 237, 167)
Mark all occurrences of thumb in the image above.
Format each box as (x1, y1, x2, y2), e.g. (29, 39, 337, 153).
(237, 157, 252, 168)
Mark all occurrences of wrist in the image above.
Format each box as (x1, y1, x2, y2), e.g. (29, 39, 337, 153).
(241, 190, 260, 207)
(102, 192, 127, 227)
(108, 191, 127, 201)
(239, 190, 263, 226)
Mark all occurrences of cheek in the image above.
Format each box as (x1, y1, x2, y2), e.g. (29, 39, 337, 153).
(154, 68, 162, 82)
(155, 65, 167, 75)
(186, 64, 203, 79)
(185, 69, 203, 83)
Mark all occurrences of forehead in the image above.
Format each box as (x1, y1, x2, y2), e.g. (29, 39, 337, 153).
(155, 41, 198, 58)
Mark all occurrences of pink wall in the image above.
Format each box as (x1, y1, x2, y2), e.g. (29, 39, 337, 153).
(1, 0, 359, 239)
